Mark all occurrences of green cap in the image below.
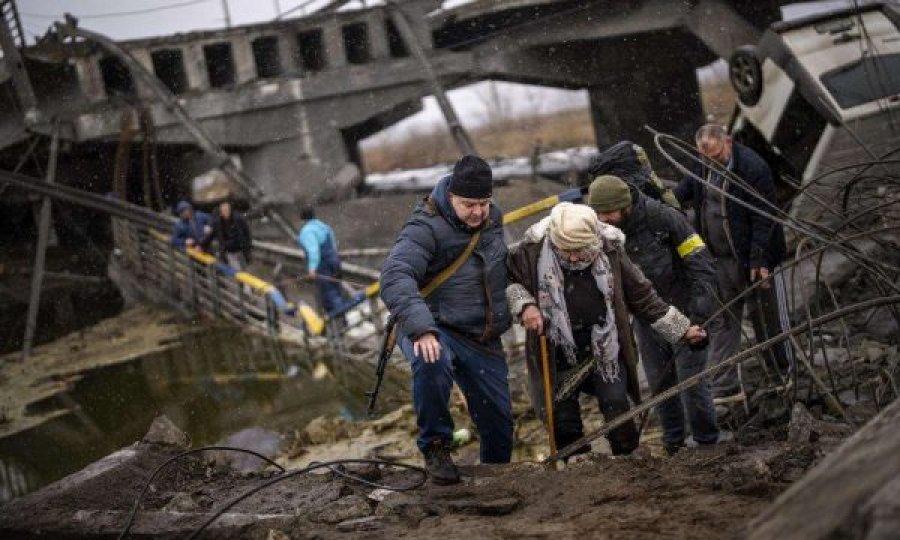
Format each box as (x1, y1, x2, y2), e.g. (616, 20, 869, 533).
(587, 175, 632, 212)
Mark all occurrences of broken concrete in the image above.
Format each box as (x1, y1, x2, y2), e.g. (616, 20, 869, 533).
(749, 397, 900, 539)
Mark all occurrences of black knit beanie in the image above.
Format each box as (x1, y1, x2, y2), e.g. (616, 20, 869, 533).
(448, 155, 493, 199)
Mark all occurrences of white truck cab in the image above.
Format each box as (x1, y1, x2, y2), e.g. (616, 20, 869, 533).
(727, 2, 900, 232)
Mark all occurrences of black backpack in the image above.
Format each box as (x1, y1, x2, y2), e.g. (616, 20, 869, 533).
(587, 141, 681, 210)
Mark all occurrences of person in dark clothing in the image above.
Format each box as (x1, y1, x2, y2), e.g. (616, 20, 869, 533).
(380, 155, 513, 484)
(674, 124, 792, 397)
(211, 200, 253, 271)
(589, 175, 723, 454)
(507, 202, 707, 457)
(297, 207, 344, 315)
(171, 200, 213, 251)
(588, 141, 681, 208)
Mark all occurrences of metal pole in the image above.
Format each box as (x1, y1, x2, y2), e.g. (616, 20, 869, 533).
(22, 122, 60, 359)
(209, 264, 221, 315)
(221, 0, 232, 28)
(0, 13, 39, 120)
(386, 2, 476, 156)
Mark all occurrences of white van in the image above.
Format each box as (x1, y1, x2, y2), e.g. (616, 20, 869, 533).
(727, 2, 900, 235)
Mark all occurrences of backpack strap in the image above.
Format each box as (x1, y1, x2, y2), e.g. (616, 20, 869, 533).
(420, 230, 481, 298)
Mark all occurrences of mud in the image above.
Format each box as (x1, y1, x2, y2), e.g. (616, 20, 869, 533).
(0, 425, 830, 539)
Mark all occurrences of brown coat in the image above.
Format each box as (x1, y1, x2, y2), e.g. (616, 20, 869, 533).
(507, 220, 678, 420)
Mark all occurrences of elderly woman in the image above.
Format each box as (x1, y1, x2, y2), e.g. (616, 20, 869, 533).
(507, 203, 706, 456)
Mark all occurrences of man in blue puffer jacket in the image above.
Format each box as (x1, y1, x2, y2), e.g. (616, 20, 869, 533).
(381, 155, 512, 484)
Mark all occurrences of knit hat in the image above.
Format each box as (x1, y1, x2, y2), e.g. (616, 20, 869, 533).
(548, 202, 601, 251)
(587, 175, 632, 212)
(175, 200, 193, 215)
(448, 155, 493, 199)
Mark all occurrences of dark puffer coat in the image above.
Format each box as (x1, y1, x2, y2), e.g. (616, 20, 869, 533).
(380, 176, 511, 342)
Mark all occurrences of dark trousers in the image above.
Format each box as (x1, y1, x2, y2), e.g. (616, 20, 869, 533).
(552, 361, 639, 456)
(709, 257, 794, 390)
(315, 276, 345, 315)
(399, 329, 513, 464)
(634, 319, 719, 446)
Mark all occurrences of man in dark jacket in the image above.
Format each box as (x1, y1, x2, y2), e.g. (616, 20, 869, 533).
(589, 175, 722, 454)
(171, 200, 213, 251)
(381, 155, 512, 484)
(674, 124, 792, 397)
(211, 200, 253, 271)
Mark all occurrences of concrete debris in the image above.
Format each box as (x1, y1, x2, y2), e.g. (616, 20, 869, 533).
(335, 516, 384, 532)
(447, 497, 520, 516)
(375, 492, 434, 525)
(142, 415, 190, 448)
(308, 494, 373, 524)
(301, 415, 350, 445)
(162, 492, 200, 513)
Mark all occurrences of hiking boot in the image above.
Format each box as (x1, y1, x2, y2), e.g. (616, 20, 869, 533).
(664, 441, 685, 456)
(687, 430, 735, 448)
(424, 440, 460, 485)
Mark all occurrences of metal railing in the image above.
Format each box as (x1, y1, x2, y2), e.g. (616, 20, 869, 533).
(111, 217, 316, 341)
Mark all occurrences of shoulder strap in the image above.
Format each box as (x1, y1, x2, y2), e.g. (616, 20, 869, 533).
(420, 230, 481, 298)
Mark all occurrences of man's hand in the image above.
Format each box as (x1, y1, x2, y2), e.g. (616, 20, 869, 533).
(682, 325, 707, 345)
(751, 267, 771, 289)
(203, 225, 213, 236)
(520, 304, 544, 334)
(413, 333, 442, 363)
(185, 238, 196, 247)
(307, 270, 317, 280)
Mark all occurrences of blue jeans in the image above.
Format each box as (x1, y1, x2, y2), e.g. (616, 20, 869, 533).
(398, 329, 513, 464)
(635, 319, 719, 446)
(316, 276, 344, 315)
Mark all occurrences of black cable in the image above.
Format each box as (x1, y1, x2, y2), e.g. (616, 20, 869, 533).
(118, 446, 285, 540)
(182, 458, 427, 540)
(651, 130, 900, 286)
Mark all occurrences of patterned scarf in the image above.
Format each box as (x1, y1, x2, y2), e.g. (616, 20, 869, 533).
(536, 236, 620, 401)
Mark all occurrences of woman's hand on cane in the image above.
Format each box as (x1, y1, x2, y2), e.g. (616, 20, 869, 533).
(521, 305, 544, 335)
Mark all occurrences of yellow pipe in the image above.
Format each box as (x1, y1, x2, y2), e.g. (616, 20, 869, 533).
(503, 194, 560, 225)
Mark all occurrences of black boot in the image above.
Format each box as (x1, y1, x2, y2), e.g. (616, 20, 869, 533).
(424, 439, 460, 485)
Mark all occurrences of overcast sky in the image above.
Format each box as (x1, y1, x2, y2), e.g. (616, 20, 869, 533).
(18, 0, 858, 145)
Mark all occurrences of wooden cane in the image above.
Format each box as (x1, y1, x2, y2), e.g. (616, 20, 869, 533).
(539, 335, 557, 456)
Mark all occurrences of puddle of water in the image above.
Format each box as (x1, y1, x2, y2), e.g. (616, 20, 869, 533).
(0, 329, 408, 502)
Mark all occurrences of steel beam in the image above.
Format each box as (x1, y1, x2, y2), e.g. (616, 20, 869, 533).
(22, 123, 60, 360)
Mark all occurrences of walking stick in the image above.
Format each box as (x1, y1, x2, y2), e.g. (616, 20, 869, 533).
(539, 335, 558, 456)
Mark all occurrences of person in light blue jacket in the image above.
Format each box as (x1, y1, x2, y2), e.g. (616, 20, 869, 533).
(297, 207, 344, 314)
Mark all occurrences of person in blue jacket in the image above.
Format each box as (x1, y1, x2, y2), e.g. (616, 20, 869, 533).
(380, 155, 513, 485)
(171, 200, 213, 251)
(297, 207, 344, 315)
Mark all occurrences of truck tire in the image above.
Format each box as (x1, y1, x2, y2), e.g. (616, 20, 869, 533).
(730, 46, 763, 106)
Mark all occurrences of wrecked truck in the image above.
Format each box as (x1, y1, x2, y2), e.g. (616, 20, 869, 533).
(726, 1, 900, 236)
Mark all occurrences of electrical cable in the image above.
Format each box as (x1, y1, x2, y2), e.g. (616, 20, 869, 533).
(650, 129, 900, 287)
(117, 447, 425, 540)
(118, 446, 285, 540)
(182, 458, 427, 540)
